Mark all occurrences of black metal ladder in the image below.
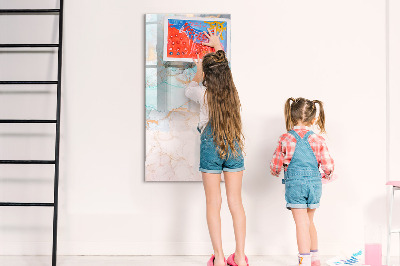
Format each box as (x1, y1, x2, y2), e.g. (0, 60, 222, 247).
(0, 2, 64, 266)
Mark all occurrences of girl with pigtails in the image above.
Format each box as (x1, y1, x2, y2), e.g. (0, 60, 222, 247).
(270, 98, 335, 266)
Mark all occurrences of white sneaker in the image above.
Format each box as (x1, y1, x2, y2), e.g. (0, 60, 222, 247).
(291, 254, 311, 266)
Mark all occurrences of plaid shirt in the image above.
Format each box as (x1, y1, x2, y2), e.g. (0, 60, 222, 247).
(270, 126, 334, 179)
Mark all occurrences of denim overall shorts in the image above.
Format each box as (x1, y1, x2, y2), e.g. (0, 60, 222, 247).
(198, 124, 245, 174)
(283, 130, 322, 210)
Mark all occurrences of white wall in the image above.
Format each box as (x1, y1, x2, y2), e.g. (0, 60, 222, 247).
(0, 0, 389, 257)
(388, 0, 400, 258)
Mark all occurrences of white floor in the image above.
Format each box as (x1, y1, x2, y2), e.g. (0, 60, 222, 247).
(0, 256, 397, 266)
(0, 256, 325, 266)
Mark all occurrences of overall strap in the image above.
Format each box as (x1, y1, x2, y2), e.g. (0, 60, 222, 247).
(289, 130, 314, 141)
(288, 130, 301, 141)
(303, 130, 314, 140)
(284, 129, 320, 182)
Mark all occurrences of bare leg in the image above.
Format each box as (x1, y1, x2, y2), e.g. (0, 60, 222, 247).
(292, 208, 311, 254)
(307, 209, 318, 251)
(224, 171, 247, 266)
(202, 172, 225, 266)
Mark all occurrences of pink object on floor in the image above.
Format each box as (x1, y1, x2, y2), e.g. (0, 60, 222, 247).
(207, 254, 227, 266)
(365, 243, 382, 266)
(311, 260, 321, 266)
(227, 253, 249, 266)
(321, 173, 338, 184)
(207, 255, 215, 266)
(386, 181, 400, 187)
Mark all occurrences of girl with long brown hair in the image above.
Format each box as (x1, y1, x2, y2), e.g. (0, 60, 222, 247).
(270, 98, 335, 266)
(185, 29, 248, 266)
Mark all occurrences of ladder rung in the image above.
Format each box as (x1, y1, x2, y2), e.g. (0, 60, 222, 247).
(0, 81, 58, 84)
(0, 119, 56, 123)
(0, 160, 55, 164)
(0, 44, 59, 48)
(0, 202, 54, 207)
(0, 9, 60, 14)
(391, 229, 400, 233)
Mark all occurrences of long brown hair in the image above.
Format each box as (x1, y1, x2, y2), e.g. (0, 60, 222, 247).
(284, 97, 326, 133)
(202, 50, 244, 158)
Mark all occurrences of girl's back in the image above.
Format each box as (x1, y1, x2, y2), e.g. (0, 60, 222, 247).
(270, 126, 334, 179)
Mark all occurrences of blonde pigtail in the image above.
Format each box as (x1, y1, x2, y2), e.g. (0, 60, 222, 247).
(313, 100, 326, 133)
(285, 98, 295, 131)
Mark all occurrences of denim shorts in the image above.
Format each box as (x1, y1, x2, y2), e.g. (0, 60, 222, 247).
(199, 126, 245, 174)
(285, 178, 322, 209)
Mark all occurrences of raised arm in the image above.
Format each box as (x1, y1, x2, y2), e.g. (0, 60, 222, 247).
(192, 54, 203, 84)
(186, 28, 223, 100)
(185, 55, 205, 103)
(202, 28, 223, 52)
(191, 28, 223, 84)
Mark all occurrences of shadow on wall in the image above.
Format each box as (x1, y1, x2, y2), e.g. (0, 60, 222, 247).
(242, 114, 292, 254)
(364, 194, 388, 247)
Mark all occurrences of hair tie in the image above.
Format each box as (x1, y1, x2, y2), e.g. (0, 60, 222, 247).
(209, 62, 228, 68)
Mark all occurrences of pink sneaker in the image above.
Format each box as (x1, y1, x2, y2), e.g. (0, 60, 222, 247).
(227, 253, 249, 266)
(207, 254, 227, 266)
